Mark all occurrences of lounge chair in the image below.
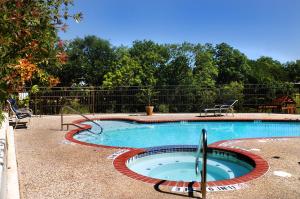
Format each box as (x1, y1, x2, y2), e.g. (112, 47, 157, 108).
(7, 98, 32, 128)
(200, 100, 238, 116)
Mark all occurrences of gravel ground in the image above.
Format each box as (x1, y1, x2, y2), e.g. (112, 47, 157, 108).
(14, 113, 300, 199)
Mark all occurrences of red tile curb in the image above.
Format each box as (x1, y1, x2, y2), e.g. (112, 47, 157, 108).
(65, 116, 300, 149)
(113, 145, 269, 187)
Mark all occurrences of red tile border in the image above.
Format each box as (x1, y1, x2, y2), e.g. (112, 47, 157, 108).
(113, 145, 269, 187)
(65, 116, 300, 149)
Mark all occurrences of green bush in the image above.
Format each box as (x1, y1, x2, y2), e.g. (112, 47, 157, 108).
(158, 104, 169, 113)
(0, 110, 4, 126)
(18, 96, 30, 108)
(195, 87, 218, 110)
(221, 81, 244, 110)
(61, 99, 90, 114)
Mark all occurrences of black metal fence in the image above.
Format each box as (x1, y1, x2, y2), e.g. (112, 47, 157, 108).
(20, 84, 300, 115)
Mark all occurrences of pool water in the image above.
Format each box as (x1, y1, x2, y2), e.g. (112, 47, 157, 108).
(73, 120, 300, 148)
(127, 152, 253, 182)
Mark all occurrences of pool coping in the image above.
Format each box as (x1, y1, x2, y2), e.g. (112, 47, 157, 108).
(113, 145, 269, 188)
(65, 117, 300, 150)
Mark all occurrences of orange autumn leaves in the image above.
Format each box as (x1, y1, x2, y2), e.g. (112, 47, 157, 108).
(4, 59, 36, 91)
(1, 0, 78, 93)
(4, 58, 60, 91)
(56, 51, 68, 64)
(13, 59, 36, 82)
(4, 39, 68, 91)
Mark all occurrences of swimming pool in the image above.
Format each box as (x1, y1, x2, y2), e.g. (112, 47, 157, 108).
(71, 120, 300, 148)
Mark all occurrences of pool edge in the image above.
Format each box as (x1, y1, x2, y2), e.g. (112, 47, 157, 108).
(113, 146, 269, 188)
(65, 117, 300, 149)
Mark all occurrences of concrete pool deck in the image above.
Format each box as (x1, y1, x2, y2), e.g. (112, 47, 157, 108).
(14, 113, 300, 199)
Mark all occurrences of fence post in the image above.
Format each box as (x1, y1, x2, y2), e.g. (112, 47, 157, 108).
(93, 88, 95, 114)
(34, 93, 37, 115)
(91, 86, 95, 115)
(60, 109, 63, 130)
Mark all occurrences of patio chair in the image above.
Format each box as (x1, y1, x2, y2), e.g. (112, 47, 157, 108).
(200, 100, 238, 116)
(7, 98, 32, 128)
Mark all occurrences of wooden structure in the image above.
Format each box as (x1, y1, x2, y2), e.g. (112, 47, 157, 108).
(258, 96, 297, 114)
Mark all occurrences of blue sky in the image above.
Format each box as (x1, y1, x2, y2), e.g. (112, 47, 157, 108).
(59, 0, 300, 63)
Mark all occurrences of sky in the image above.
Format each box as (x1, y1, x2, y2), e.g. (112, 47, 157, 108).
(59, 0, 300, 63)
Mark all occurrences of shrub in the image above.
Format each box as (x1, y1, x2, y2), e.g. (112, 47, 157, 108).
(158, 104, 169, 113)
(221, 82, 244, 110)
(61, 99, 90, 114)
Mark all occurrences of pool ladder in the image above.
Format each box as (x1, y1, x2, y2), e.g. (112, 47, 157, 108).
(195, 129, 207, 199)
(60, 106, 103, 134)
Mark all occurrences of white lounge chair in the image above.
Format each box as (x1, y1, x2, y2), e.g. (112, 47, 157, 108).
(200, 100, 238, 116)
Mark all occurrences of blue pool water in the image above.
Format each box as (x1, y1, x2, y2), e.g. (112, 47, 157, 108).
(127, 152, 252, 181)
(73, 120, 300, 148)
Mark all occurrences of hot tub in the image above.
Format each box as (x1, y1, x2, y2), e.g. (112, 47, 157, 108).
(126, 146, 253, 182)
(114, 146, 268, 187)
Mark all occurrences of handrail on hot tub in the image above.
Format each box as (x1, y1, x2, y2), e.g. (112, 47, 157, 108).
(60, 105, 103, 134)
(195, 129, 207, 199)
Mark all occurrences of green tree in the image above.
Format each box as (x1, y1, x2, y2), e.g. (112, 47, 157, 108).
(249, 57, 288, 84)
(193, 46, 219, 110)
(57, 36, 115, 86)
(52, 39, 85, 86)
(129, 40, 169, 86)
(221, 81, 244, 110)
(285, 60, 300, 82)
(166, 42, 196, 67)
(102, 54, 143, 88)
(102, 53, 146, 112)
(157, 43, 195, 112)
(159, 56, 193, 86)
(193, 48, 218, 87)
(215, 43, 250, 84)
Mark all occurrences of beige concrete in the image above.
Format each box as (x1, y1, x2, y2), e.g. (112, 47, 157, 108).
(7, 126, 20, 199)
(14, 113, 300, 199)
(0, 113, 9, 199)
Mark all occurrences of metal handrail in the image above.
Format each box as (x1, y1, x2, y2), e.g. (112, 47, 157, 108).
(60, 106, 103, 134)
(195, 129, 207, 199)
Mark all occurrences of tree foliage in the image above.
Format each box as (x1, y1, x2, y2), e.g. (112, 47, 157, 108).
(249, 57, 288, 84)
(0, 0, 81, 102)
(159, 55, 193, 86)
(45, 36, 300, 112)
(193, 47, 218, 87)
(52, 37, 299, 90)
(215, 43, 251, 84)
(56, 36, 115, 86)
(129, 40, 169, 86)
(285, 60, 300, 82)
(103, 53, 143, 88)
